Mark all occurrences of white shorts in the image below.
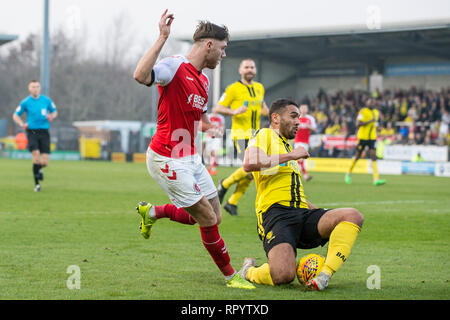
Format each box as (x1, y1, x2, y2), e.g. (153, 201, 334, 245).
(204, 137, 222, 154)
(146, 148, 218, 208)
(294, 142, 310, 152)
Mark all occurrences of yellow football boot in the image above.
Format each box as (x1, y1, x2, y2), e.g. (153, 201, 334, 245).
(136, 201, 156, 239)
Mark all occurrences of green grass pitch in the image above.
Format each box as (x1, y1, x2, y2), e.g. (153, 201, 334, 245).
(0, 158, 448, 299)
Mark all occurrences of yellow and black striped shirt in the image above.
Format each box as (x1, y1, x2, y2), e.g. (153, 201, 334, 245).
(247, 128, 308, 237)
(218, 80, 265, 139)
(357, 107, 380, 140)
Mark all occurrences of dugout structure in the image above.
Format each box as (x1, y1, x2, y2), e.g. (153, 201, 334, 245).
(219, 23, 450, 108)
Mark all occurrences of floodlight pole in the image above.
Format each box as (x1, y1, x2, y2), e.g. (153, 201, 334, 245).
(41, 0, 50, 96)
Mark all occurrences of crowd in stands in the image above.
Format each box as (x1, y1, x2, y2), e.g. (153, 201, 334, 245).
(301, 86, 450, 146)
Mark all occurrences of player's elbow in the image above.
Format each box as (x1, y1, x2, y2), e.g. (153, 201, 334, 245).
(133, 71, 144, 84)
(133, 69, 148, 85)
(243, 162, 253, 172)
(243, 160, 260, 172)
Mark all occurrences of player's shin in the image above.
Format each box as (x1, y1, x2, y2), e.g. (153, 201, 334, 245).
(348, 158, 357, 174)
(371, 161, 379, 181)
(200, 224, 235, 277)
(227, 176, 252, 205)
(246, 263, 274, 286)
(322, 221, 361, 277)
(154, 204, 196, 225)
(222, 167, 248, 189)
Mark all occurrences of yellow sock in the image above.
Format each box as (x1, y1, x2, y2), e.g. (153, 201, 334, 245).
(222, 167, 248, 189)
(246, 263, 274, 286)
(371, 161, 379, 181)
(227, 176, 252, 205)
(322, 221, 361, 277)
(348, 158, 357, 174)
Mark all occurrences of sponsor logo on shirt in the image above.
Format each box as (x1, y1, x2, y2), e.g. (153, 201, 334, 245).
(187, 93, 206, 110)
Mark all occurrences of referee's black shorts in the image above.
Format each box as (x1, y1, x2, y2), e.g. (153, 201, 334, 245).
(259, 204, 330, 257)
(27, 129, 51, 154)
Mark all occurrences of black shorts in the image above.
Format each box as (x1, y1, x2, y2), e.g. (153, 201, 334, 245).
(260, 204, 329, 256)
(357, 139, 376, 152)
(27, 129, 51, 154)
(233, 138, 249, 161)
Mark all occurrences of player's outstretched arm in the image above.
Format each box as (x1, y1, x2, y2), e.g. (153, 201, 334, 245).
(356, 118, 375, 128)
(243, 146, 308, 172)
(212, 104, 247, 116)
(134, 9, 174, 86)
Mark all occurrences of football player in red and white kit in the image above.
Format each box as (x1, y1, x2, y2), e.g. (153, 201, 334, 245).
(203, 113, 225, 176)
(133, 10, 254, 290)
(294, 104, 317, 182)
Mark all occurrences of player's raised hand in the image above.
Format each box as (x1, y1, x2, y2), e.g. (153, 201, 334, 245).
(159, 9, 174, 39)
(291, 146, 310, 160)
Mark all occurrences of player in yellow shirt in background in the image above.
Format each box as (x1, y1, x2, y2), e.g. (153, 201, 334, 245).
(237, 98, 364, 290)
(213, 58, 269, 215)
(345, 98, 387, 186)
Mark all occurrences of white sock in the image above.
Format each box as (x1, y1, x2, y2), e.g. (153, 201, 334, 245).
(224, 271, 236, 281)
(149, 206, 156, 219)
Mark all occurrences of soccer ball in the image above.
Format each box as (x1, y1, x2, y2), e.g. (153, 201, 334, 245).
(297, 253, 325, 285)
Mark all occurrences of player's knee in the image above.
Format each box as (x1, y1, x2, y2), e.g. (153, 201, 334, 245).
(271, 268, 296, 285)
(343, 208, 364, 228)
(203, 214, 217, 226)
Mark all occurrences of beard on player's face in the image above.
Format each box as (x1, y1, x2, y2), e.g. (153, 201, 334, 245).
(206, 56, 220, 69)
(205, 50, 222, 69)
(279, 108, 300, 139)
(243, 72, 255, 82)
(280, 121, 297, 140)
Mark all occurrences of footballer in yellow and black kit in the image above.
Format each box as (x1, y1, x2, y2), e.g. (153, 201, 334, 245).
(247, 128, 329, 256)
(218, 80, 266, 155)
(356, 106, 380, 151)
(215, 65, 269, 217)
(345, 100, 386, 186)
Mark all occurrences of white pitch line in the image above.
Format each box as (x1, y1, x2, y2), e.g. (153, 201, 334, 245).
(0, 211, 127, 215)
(320, 199, 440, 207)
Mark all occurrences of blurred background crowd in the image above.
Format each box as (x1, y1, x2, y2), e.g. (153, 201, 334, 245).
(303, 86, 450, 146)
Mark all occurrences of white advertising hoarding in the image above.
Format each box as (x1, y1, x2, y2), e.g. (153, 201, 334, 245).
(383, 145, 448, 162)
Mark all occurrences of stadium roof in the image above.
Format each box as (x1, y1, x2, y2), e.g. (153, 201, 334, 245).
(0, 34, 18, 46)
(223, 24, 450, 69)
